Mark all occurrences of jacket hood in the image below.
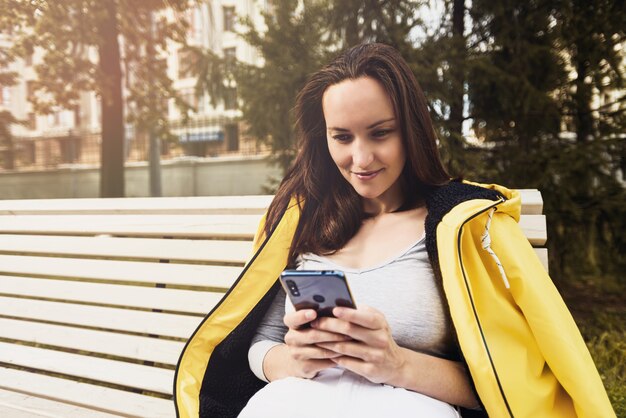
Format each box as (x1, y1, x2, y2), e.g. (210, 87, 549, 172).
(464, 181, 521, 221)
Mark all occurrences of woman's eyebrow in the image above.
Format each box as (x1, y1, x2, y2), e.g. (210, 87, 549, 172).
(366, 118, 395, 129)
(327, 118, 395, 132)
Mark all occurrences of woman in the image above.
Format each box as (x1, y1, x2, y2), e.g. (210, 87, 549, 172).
(175, 43, 614, 418)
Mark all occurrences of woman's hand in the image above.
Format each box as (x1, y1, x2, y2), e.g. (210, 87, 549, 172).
(264, 309, 348, 381)
(313, 305, 407, 384)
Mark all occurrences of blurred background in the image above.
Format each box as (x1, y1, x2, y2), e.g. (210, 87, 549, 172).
(0, 0, 624, 412)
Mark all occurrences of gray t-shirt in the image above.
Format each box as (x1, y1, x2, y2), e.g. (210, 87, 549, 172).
(248, 235, 456, 381)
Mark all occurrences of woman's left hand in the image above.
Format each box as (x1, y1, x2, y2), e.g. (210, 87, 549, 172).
(312, 305, 407, 385)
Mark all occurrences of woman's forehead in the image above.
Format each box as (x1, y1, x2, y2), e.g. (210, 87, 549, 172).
(322, 77, 395, 129)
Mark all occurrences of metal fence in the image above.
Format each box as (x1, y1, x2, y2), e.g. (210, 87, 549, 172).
(0, 127, 270, 172)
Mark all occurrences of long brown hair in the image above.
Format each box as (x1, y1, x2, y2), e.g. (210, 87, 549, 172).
(264, 43, 450, 265)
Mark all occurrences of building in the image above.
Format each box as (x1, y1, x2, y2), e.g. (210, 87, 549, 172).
(0, 0, 271, 172)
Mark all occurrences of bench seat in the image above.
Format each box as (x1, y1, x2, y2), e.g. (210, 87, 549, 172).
(0, 191, 546, 417)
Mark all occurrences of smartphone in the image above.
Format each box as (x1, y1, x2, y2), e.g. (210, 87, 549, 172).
(279, 270, 356, 317)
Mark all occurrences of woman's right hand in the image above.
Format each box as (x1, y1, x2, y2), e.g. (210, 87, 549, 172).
(263, 309, 347, 381)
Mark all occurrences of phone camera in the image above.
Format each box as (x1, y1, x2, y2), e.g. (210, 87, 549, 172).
(286, 279, 300, 296)
(313, 294, 325, 303)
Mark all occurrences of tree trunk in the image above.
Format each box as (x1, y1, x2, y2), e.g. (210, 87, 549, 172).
(449, 0, 465, 135)
(97, 1, 125, 197)
(448, 0, 466, 172)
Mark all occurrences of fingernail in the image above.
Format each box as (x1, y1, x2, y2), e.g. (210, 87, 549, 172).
(333, 308, 343, 317)
(305, 311, 315, 320)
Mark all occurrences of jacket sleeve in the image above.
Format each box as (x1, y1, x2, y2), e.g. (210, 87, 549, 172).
(489, 211, 615, 417)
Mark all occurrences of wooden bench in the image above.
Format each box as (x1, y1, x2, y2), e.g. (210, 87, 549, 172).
(0, 190, 546, 417)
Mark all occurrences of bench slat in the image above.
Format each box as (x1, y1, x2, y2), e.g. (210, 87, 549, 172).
(0, 367, 174, 417)
(0, 235, 252, 264)
(517, 214, 546, 246)
(0, 318, 184, 365)
(517, 189, 543, 215)
(0, 195, 273, 215)
(0, 343, 173, 395)
(0, 190, 542, 215)
(0, 255, 242, 289)
(0, 214, 261, 239)
(0, 276, 221, 314)
(0, 388, 122, 418)
(0, 297, 201, 339)
(0, 214, 546, 245)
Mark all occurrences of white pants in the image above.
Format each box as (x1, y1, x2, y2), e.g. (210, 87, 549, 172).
(238, 368, 461, 418)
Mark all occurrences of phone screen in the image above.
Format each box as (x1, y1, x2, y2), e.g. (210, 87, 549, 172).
(279, 270, 356, 317)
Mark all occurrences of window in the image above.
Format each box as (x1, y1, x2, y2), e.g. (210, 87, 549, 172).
(0, 87, 10, 106)
(223, 47, 236, 72)
(224, 87, 237, 110)
(26, 80, 35, 99)
(178, 49, 196, 79)
(27, 112, 36, 130)
(226, 123, 239, 151)
(59, 136, 81, 163)
(223, 6, 235, 32)
(180, 87, 198, 110)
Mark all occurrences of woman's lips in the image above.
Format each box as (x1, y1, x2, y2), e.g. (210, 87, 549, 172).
(353, 168, 383, 180)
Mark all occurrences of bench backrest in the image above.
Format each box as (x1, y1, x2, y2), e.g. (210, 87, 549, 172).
(0, 191, 545, 417)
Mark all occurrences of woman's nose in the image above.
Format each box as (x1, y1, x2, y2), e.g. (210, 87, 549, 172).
(352, 138, 374, 168)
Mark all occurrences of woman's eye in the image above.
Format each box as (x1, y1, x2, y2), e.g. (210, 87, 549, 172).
(372, 129, 391, 138)
(332, 134, 352, 142)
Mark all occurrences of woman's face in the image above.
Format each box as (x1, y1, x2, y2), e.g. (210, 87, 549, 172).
(322, 76, 406, 213)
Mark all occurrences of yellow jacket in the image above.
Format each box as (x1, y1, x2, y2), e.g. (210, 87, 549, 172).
(174, 181, 614, 418)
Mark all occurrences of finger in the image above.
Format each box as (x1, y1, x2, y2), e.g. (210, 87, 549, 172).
(288, 345, 343, 361)
(283, 309, 317, 329)
(296, 359, 336, 379)
(313, 317, 390, 348)
(285, 328, 350, 347)
(330, 356, 378, 382)
(333, 305, 386, 330)
(316, 341, 382, 362)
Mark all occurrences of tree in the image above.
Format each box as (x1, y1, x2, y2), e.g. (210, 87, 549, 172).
(0, 110, 17, 170)
(189, 0, 333, 176)
(1, 0, 190, 197)
(463, 0, 625, 280)
(0, 17, 19, 171)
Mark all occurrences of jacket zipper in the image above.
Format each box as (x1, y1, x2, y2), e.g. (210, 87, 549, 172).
(456, 197, 514, 418)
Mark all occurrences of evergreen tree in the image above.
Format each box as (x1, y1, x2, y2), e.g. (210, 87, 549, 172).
(464, 0, 625, 280)
(546, 0, 626, 278)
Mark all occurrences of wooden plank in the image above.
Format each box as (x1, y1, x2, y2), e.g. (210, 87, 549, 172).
(517, 214, 546, 246)
(0, 342, 174, 395)
(0, 195, 273, 215)
(517, 189, 543, 215)
(0, 388, 122, 418)
(535, 248, 549, 273)
(0, 234, 252, 264)
(0, 276, 222, 314)
(0, 213, 545, 243)
(0, 255, 242, 289)
(0, 318, 184, 365)
(0, 367, 174, 417)
(0, 190, 540, 215)
(0, 297, 202, 339)
(0, 214, 262, 239)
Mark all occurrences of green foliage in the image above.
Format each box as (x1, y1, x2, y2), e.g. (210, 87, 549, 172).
(569, 294, 625, 416)
(236, 0, 333, 171)
(586, 330, 626, 417)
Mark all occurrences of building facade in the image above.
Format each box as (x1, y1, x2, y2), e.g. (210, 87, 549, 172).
(0, 0, 271, 172)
